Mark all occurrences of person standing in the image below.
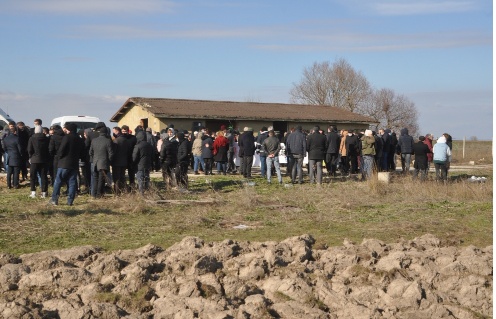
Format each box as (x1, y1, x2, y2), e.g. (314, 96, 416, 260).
(213, 130, 229, 175)
(345, 130, 359, 174)
(378, 128, 390, 172)
(3, 124, 22, 189)
(306, 126, 327, 185)
(132, 131, 154, 194)
(89, 127, 114, 198)
(111, 126, 131, 195)
(423, 133, 434, 171)
(398, 128, 414, 174)
(238, 127, 256, 178)
(49, 125, 65, 186)
(325, 125, 341, 177)
(255, 127, 268, 178)
(285, 125, 306, 184)
(160, 128, 178, 189)
(433, 135, 452, 182)
(262, 130, 282, 184)
(49, 123, 84, 206)
(16, 122, 29, 182)
(201, 128, 214, 175)
(176, 130, 191, 189)
(192, 131, 204, 175)
(412, 136, 431, 181)
(360, 129, 376, 180)
(27, 125, 50, 198)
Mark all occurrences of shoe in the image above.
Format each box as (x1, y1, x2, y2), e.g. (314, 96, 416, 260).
(48, 199, 58, 206)
(41, 192, 47, 198)
(29, 193, 36, 199)
(194, 171, 199, 175)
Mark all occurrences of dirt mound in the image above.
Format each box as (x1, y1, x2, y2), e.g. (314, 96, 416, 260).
(0, 234, 492, 318)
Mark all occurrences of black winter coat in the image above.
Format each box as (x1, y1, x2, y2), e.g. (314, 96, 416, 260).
(132, 132, 154, 171)
(112, 134, 131, 167)
(177, 138, 191, 163)
(398, 128, 414, 154)
(306, 132, 327, 160)
(160, 137, 178, 164)
(345, 135, 359, 156)
(27, 133, 50, 164)
(57, 132, 84, 170)
(201, 136, 214, 159)
(413, 141, 431, 170)
(326, 131, 341, 154)
(285, 129, 306, 155)
(238, 131, 256, 156)
(4, 134, 23, 167)
(49, 128, 65, 159)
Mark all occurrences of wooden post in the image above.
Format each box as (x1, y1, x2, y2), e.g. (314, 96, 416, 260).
(463, 136, 465, 159)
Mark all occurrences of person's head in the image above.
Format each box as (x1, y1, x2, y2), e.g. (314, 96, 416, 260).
(268, 130, 275, 137)
(220, 125, 226, 131)
(121, 125, 130, 135)
(261, 126, 267, 132)
(42, 127, 49, 135)
(379, 128, 385, 135)
(63, 123, 76, 134)
(216, 130, 224, 137)
(8, 121, 16, 132)
(113, 126, 121, 136)
(34, 118, 42, 126)
(425, 133, 432, 140)
(418, 136, 425, 141)
(17, 121, 25, 130)
(328, 125, 335, 132)
(364, 129, 373, 137)
(167, 127, 175, 137)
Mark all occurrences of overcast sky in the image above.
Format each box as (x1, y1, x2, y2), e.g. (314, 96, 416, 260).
(0, 0, 492, 140)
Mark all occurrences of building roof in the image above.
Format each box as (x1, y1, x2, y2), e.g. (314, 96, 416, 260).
(110, 97, 376, 124)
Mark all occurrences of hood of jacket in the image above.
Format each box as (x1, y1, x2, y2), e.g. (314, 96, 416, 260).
(437, 136, 446, 144)
(136, 131, 146, 143)
(400, 128, 409, 136)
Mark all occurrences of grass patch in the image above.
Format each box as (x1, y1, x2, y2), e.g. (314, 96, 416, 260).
(0, 163, 492, 255)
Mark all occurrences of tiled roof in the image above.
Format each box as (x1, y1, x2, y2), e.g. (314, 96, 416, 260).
(110, 97, 376, 124)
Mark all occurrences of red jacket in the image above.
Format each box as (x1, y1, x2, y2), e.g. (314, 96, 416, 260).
(423, 137, 433, 162)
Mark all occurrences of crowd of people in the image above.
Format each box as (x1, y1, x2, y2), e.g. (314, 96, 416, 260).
(0, 118, 453, 206)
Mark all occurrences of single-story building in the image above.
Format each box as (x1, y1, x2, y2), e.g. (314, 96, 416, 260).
(110, 97, 377, 135)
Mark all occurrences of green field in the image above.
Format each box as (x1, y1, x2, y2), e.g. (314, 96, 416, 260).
(0, 164, 492, 255)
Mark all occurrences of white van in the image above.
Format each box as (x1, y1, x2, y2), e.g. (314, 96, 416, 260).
(0, 108, 15, 128)
(51, 115, 101, 132)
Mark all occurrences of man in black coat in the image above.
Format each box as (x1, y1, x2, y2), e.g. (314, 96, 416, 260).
(132, 131, 154, 195)
(285, 125, 306, 184)
(325, 125, 341, 177)
(121, 125, 137, 188)
(111, 126, 131, 194)
(3, 124, 22, 189)
(412, 136, 432, 181)
(345, 130, 359, 174)
(306, 126, 327, 185)
(27, 125, 50, 198)
(89, 127, 114, 198)
(176, 130, 191, 189)
(49, 123, 84, 206)
(160, 128, 178, 189)
(16, 122, 30, 181)
(238, 127, 255, 178)
(86, 122, 106, 196)
(49, 125, 65, 186)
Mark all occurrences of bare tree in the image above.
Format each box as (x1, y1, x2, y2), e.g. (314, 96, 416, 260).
(290, 59, 372, 113)
(363, 88, 419, 136)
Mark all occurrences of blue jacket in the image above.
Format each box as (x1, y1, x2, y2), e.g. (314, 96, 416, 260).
(433, 139, 451, 163)
(398, 128, 414, 154)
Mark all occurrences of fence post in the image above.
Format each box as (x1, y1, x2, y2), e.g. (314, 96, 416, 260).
(463, 136, 465, 159)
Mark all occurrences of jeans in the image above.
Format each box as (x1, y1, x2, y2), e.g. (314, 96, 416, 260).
(7, 165, 20, 188)
(308, 159, 323, 184)
(434, 162, 448, 181)
(325, 153, 339, 176)
(136, 169, 150, 194)
(266, 156, 282, 183)
(259, 155, 267, 178)
(381, 151, 389, 171)
(291, 154, 304, 183)
(227, 151, 235, 172)
(216, 161, 227, 174)
(413, 168, 428, 181)
(361, 155, 374, 180)
(193, 155, 204, 172)
(401, 153, 412, 173)
(51, 168, 78, 205)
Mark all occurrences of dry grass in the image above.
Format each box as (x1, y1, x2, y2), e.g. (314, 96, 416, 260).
(0, 161, 491, 255)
